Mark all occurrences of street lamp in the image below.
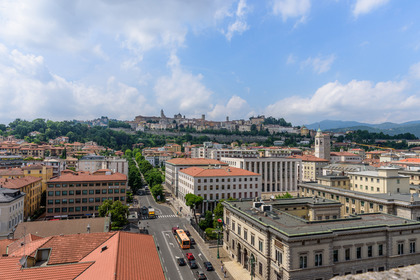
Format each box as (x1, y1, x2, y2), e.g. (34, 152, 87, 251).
(249, 254, 255, 280)
(214, 218, 223, 259)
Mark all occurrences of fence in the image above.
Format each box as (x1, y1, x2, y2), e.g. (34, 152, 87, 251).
(190, 219, 223, 246)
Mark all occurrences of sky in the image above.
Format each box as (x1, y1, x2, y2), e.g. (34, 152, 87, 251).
(1, 0, 420, 126)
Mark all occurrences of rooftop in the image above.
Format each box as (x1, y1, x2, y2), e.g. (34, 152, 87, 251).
(48, 171, 127, 183)
(0, 176, 42, 189)
(288, 155, 329, 162)
(224, 199, 420, 237)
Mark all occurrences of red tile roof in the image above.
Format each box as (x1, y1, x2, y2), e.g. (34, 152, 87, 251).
(395, 158, 420, 163)
(0, 168, 23, 176)
(0, 177, 42, 189)
(48, 172, 127, 183)
(0, 239, 15, 255)
(180, 166, 260, 177)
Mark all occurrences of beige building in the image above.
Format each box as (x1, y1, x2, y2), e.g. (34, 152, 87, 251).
(289, 155, 329, 182)
(46, 170, 127, 219)
(221, 157, 301, 198)
(315, 128, 330, 161)
(299, 182, 420, 221)
(223, 198, 420, 280)
(348, 167, 410, 194)
(22, 165, 54, 192)
(178, 166, 261, 212)
(316, 175, 350, 189)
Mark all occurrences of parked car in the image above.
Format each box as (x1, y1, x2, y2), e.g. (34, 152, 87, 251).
(177, 257, 186, 266)
(184, 230, 191, 236)
(186, 253, 195, 260)
(188, 259, 198, 269)
(203, 261, 213, 271)
(141, 206, 148, 215)
(196, 271, 207, 279)
(190, 237, 196, 245)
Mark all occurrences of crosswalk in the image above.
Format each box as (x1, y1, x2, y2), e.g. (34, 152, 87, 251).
(140, 214, 177, 220)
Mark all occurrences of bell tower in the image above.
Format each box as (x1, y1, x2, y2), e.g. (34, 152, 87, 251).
(315, 128, 330, 160)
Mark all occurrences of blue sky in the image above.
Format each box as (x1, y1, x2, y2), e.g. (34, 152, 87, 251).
(1, 0, 420, 126)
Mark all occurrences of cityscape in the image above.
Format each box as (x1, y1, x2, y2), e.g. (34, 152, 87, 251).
(1, 1, 420, 280)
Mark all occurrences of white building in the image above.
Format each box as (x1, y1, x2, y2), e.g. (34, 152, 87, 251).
(315, 128, 331, 161)
(178, 166, 261, 212)
(0, 188, 25, 239)
(78, 155, 128, 176)
(221, 157, 301, 198)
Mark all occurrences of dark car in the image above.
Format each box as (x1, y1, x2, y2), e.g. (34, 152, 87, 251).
(184, 230, 191, 236)
(196, 271, 207, 279)
(203, 261, 213, 271)
(177, 257, 186, 266)
(190, 237, 196, 245)
(188, 259, 198, 269)
(141, 206, 148, 215)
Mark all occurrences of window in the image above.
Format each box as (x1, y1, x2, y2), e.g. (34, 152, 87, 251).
(102, 189, 107, 194)
(299, 255, 307, 268)
(244, 229, 248, 241)
(356, 247, 362, 259)
(378, 244, 383, 256)
(315, 253, 323, 266)
(275, 249, 283, 264)
(345, 248, 350, 260)
(368, 245, 373, 257)
(259, 262, 263, 275)
(82, 190, 88, 195)
(55, 191, 61, 196)
(410, 241, 416, 253)
(48, 200, 53, 205)
(333, 250, 338, 262)
(232, 221, 235, 231)
(238, 225, 241, 235)
(251, 234, 255, 246)
(48, 191, 53, 196)
(69, 190, 74, 195)
(398, 243, 404, 255)
(258, 240, 263, 252)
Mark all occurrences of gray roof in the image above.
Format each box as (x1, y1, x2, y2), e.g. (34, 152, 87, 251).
(13, 217, 110, 238)
(301, 182, 420, 204)
(0, 188, 25, 203)
(224, 200, 420, 237)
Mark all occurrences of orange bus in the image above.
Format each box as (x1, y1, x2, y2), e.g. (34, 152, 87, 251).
(175, 229, 190, 249)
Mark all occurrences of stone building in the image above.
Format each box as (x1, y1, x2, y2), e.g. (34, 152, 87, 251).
(223, 198, 420, 280)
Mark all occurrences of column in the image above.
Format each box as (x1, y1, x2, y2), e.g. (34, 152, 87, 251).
(274, 161, 278, 192)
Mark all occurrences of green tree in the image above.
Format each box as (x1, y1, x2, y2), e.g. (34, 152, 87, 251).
(213, 201, 224, 228)
(98, 200, 129, 230)
(199, 210, 214, 230)
(185, 193, 203, 224)
(275, 192, 293, 199)
(150, 184, 164, 201)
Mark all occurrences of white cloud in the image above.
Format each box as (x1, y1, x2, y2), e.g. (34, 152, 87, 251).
(265, 79, 412, 124)
(353, 0, 389, 17)
(154, 54, 214, 115)
(272, 0, 311, 22)
(301, 54, 336, 74)
(409, 62, 420, 80)
(286, 54, 296, 65)
(0, 46, 149, 122)
(223, 0, 250, 41)
(208, 95, 252, 120)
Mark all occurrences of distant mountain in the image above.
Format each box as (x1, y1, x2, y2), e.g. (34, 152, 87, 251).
(305, 120, 371, 130)
(306, 120, 420, 138)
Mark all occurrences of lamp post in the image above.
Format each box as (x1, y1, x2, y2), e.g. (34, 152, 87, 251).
(214, 218, 223, 259)
(249, 254, 255, 280)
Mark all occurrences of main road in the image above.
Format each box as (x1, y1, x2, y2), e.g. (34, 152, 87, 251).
(136, 192, 221, 280)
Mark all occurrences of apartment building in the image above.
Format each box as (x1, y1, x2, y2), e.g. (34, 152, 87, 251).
(78, 155, 128, 176)
(0, 155, 23, 169)
(22, 165, 54, 192)
(223, 199, 420, 280)
(221, 157, 301, 198)
(165, 158, 228, 197)
(348, 167, 410, 194)
(46, 170, 128, 219)
(289, 155, 329, 182)
(178, 166, 261, 212)
(0, 177, 42, 218)
(0, 168, 24, 179)
(0, 188, 25, 239)
(330, 151, 362, 163)
(298, 182, 420, 221)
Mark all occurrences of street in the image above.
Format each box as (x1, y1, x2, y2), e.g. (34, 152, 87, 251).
(136, 192, 221, 280)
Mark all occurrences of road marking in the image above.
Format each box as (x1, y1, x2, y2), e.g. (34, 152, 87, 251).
(169, 242, 174, 247)
(166, 233, 170, 238)
(198, 253, 203, 261)
(161, 231, 184, 280)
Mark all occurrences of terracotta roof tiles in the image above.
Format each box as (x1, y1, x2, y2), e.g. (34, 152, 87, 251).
(48, 172, 127, 183)
(0, 177, 42, 189)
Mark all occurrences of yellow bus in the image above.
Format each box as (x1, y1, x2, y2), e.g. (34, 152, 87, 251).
(175, 229, 190, 249)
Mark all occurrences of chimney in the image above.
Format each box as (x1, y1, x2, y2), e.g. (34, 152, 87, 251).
(87, 224, 91, 234)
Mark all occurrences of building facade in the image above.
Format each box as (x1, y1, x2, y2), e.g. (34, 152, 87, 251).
(46, 170, 128, 219)
(223, 199, 420, 280)
(165, 158, 228, 197)
(221, 157, 301, 198)
(178, 166, 261, 212)
(0, 188, 25, 239)
(78, 155, 128, 176)
(0, 177, 42, 219)
(289, 155, 329, 182)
